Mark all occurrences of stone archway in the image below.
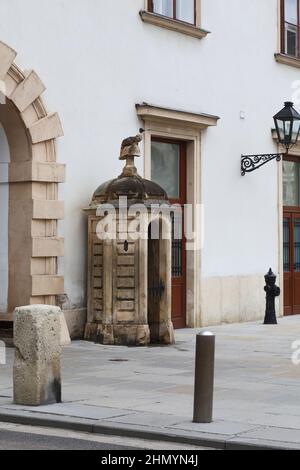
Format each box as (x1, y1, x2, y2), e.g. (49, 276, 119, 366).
(0, 41, 64, 321)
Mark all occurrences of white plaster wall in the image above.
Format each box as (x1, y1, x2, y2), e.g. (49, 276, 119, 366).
(0, 124, 9, 313)
(0, 0, 295, 316)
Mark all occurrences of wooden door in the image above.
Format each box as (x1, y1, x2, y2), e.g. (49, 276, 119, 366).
(283, 211, 300, 315)
(283, 214, 292, 315)
(151, 139, 187, 329)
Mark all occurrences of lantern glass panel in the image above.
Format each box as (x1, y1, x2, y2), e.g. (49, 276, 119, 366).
(291, 119, 300, 143)
(284, 120, 292, 141)
(276, 119, 285, 142)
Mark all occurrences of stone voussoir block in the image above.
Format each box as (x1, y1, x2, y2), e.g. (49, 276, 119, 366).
(10, 70, 46, 113)
(28, 112, 64, 144)
(13, 305, 62, 406)
(0, 41, 17, 81)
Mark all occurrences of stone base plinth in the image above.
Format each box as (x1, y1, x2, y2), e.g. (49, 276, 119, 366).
(84, 321, 175, 346)
(159, 321, 175, 345)
(84, 323, 151, 346)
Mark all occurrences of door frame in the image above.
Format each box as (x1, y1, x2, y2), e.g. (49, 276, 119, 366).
(151, 136, 187, 329)
(283, 207, 300, 315)
(138, 104, 219, 327)
(278, 149, 300, 317)
(141, 118, 202, 328)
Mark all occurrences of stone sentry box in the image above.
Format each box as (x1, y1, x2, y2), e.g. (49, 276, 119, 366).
(84, 134, 175, 346)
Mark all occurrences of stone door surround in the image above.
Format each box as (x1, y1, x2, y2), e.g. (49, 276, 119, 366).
(0, 41, 64, 320)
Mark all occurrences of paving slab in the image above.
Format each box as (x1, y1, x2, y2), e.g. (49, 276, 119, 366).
(0, 403, 134, 421)
(235, 426, 300, 445)
(171, 420, 260, 436)
(104, 411, 184, 428)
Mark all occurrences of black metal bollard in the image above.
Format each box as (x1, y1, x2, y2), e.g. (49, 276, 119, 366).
(193, 332, 215, 423)
(263, 268, 280, 325)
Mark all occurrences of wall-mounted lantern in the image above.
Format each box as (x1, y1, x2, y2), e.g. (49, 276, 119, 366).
(241, 102, 300, 175)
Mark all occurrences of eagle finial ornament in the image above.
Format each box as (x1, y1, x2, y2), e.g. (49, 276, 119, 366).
(119, 131, 144, 177)
(119, 133, 143, 161)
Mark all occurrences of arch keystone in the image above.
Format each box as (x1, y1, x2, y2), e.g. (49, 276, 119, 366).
(10, 70, 46, 112)
(0, 41, 17, 81)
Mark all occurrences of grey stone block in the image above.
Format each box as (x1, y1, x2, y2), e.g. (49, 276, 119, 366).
(13, 305, 62, 406)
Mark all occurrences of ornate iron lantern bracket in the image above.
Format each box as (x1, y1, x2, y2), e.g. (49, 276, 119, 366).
(241, 153, 282, 176)
(241, 102, 300, 176)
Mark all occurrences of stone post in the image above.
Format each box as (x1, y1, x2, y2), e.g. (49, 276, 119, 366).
(13, 305, 62, 406)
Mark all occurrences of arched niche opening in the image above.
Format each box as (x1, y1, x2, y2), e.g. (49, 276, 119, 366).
(147, 216, 174, 345)
(0, 123, 10, 314)
(148, 219, 161, 343)
(0, 99, 32, 315)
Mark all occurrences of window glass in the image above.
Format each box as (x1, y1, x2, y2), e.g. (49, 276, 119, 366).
(176, 0, 195, 24)
(283, 160, 300, 206)
(283, 0, 299, 57)
(151, 141, 180, 199)
(285, 23, 298, 55)
(285, 0, 298, 24)
(152, 0, 195, 25)
(152, 0, 173, 18)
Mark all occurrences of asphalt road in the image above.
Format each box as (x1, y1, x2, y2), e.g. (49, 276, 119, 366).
(0, 429, 134, 450)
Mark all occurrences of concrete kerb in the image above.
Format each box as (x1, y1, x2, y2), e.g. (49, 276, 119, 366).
(0, 410, 290, 450)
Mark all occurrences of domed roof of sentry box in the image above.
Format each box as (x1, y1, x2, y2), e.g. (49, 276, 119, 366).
(90, 134, 168, 208)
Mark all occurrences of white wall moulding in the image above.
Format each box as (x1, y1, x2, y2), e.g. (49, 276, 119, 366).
(9, 161, 66, 183)
(0, 41, 64, 315)
(31, 275, 65, 296)
(274, 53, 300, 69)
(136, 103, 219, 130)
(28, 113, 64, 144)
(139, 11, 209, 40)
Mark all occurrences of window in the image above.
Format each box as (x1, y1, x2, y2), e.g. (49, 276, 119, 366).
(141, 0, 208, 40)
(282, 0, 300, 58)
(148, 0, 196, 25)
(151, 140, 181, 198)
